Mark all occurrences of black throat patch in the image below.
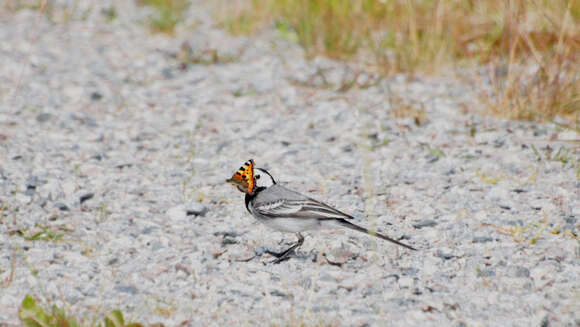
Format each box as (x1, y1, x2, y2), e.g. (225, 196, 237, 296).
(245, 186, 266, 213)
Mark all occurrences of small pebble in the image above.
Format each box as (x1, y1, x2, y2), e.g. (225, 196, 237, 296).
(54, 202, 69, 211)
(472, 236, 493, 243)
(79, 192, 94, 204)
(186, 202, 208, 216)
(36, 113, 52, 123)
(413, 220, 438, 229)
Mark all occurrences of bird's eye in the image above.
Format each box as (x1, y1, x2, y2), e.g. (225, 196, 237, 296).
(255, 175, 260, 179)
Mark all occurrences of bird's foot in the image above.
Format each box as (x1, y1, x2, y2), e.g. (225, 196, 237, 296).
(266, 244, 300, 264)
(235, 246, 295, 263)
(239, 233, 305, 264)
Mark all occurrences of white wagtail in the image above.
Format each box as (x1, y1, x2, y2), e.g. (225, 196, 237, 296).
(227, 159, 416, 263)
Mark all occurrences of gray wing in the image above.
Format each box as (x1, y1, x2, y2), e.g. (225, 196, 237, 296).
(252, 184, 354, 220)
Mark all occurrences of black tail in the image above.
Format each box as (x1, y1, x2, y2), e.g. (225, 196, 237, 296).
(336, 219, 417, 251)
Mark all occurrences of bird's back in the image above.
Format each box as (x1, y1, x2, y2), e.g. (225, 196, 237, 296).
(252, 184, 308, 204)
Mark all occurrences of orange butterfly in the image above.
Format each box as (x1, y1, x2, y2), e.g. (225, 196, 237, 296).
(226, 159, 255, 194)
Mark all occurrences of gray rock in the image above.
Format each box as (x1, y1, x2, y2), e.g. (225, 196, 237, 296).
(90, 91, 103, 101)
(36, 113, 52, 122)
(270, 290, 292, 299)
(115, 285, 138, 295)
(54, 202, 69, 211)
(398, 276, 414, 288)
(79, 192, 94, 204)
(472, 236, 493, 243)
(25, 186, 36, 196)
(26, 176, 43, 188)
(435, 250, 455, 260)
(477, 269, 496, 278)
(142, 226, 160, 234)
(413, 220, 438, 229)
(563, 217, 576, 225)
(167, 205, 187, 220)
(186, 201, 208, 216)
(507, 266, 530, 278)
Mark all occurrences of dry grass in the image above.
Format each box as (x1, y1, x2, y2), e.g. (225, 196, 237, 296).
(479, 22, 579, 121)
(217, 0, 272, 35)
(138, 0, 189, 34)
(481, 58, 579, 122)
(221, 0, 580, 122)
(390, 96, 428, 126)
(1, 0, 45, 11)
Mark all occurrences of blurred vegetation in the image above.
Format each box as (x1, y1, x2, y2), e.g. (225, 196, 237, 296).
(221, 0, 579, 122)
(138, 0, 189, 34)
(1, 0, 577, 121)
(19, 295, 147, 327)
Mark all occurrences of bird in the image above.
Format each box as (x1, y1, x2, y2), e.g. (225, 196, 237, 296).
(226, 159, 416, 263)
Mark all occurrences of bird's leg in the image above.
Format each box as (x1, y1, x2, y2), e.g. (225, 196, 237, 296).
(266, 233, 304, 264)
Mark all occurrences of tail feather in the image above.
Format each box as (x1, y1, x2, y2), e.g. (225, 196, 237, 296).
(335, 219, 417, 251)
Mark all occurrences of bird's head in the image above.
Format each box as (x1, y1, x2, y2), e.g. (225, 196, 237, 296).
(254, 167, 276, 189)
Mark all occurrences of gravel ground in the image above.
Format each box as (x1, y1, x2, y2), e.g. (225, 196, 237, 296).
(1, 1, 579, 326)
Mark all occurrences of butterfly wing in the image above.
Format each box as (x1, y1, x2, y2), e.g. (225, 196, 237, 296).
(226, 159, 255, 194)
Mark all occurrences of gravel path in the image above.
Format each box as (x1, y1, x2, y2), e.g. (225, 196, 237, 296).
(1, 1, 579, 326)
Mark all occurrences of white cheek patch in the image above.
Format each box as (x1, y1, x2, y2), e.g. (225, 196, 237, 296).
(254, 168, 276, 188)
